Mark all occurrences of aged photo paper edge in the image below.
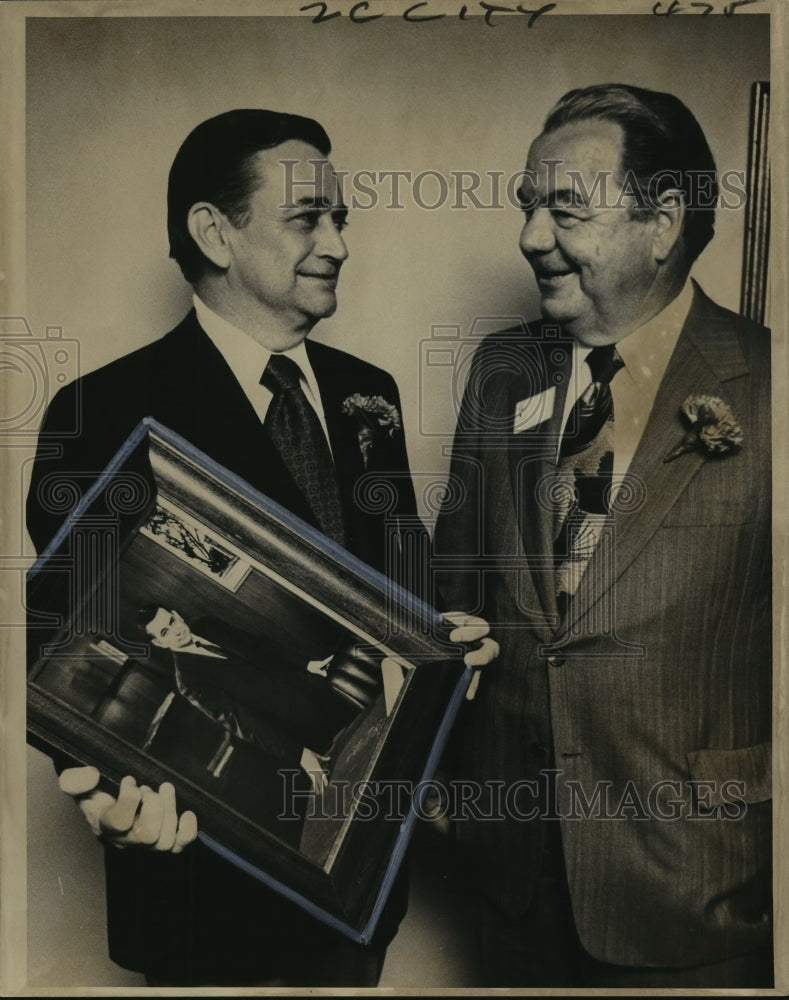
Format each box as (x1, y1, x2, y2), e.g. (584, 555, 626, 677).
(0, 0, 786, 994)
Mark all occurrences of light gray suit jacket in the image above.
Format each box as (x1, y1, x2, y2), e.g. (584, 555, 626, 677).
(434, 282, 772, 968)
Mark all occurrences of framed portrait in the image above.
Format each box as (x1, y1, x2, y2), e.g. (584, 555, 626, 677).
(26, 419, 472, 941)
(1, 0, 785, 993)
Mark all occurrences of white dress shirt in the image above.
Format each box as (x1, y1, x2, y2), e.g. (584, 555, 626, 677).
(559, 281, 694, 499)
(178, 634, 226, 658)
(192, 294, 332, 445)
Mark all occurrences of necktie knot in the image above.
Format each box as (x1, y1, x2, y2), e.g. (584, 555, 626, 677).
(260, 352, 346, 546)
(261, 353, 303, 393)
(586, 344, 624, 385)
(195, 640, 223, 654)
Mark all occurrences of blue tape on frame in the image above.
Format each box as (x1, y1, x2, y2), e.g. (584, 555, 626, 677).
(29, 416, 470, 941)
(32, 416, 446, 630)
(196, 830, 366, 944)
(196, 664, 473, 944)
(359, 663, 473, 943)
(28, 419, 153, 581)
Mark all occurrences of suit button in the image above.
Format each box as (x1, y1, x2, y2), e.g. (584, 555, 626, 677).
(547, 655, 565, 668)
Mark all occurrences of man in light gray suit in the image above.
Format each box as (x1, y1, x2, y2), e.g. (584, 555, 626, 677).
(434, 84, 771, 988)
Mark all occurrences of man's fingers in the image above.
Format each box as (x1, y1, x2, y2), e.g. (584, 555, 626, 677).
(465, 668, 482, 701)
(77, 791, 117, 838)
(153, 782, 179, 852)
(450, 624, 489, 643)
(443, 609, 500, 668)
(444, 611, 491, 644)
(58, 765, 101, 797)
(464, 636, 500, 668)
(172, 810, 198, 854)
(444, 610, 487, 628)
(307, 655, 333, 675)
(100, 775, 143, 835)
(133, 785, 164, 845)
(62, 772, 195, 853)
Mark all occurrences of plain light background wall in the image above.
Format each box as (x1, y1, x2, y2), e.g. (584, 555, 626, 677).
(26, 15, 770, 513)
(23, 12, 769, 988)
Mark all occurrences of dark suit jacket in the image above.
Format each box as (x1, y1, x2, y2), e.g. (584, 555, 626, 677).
(26, 310, 417, 978)
(174, 617, 358, 760)
(27, 309, 418, 572)
(434, 283, 772, 969)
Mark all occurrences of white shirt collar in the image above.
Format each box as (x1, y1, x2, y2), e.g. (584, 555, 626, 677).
(177, 634, 225, 658)
(613, 278, 694, 390)
(569, 279, 693, 391)
(560, 279, 694, 479)
(192, 294, 325, 424)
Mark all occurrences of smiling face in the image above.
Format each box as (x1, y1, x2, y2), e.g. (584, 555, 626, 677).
(146, 608, 193, 650)
(518, 120, 663, 347)
(212, 140, 349, 350)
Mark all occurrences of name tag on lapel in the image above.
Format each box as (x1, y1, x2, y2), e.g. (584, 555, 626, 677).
(513, 386, 556, 434)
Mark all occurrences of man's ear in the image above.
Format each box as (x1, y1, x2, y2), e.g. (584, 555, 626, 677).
(187, 202, 232, 270)
(651, 188, 686, 263)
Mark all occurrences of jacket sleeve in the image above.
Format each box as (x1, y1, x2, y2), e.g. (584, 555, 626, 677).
(26, 374, 145, 556)
(26, 381, 85, 555)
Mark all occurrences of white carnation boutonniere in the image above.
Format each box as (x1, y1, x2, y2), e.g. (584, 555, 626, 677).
(664, 394, 744, 463)
(341, 393, 402, 469)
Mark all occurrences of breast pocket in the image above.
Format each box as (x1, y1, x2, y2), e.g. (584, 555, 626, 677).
(661, 454, 760, 527)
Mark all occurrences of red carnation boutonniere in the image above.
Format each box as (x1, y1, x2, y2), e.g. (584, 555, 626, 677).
(664, 394, 744, 463)
(341, 394, 402, 469)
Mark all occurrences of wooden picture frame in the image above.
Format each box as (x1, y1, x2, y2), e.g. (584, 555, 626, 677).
(25, 418, 471, 942)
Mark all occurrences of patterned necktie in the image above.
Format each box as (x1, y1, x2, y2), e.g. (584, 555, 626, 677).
(553, 344, 624, 613)
(261, 354, 346, 546)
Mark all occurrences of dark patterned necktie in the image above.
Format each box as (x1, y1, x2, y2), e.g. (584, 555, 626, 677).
(261, 354, 346, 546)
(553, 344, 624, 612)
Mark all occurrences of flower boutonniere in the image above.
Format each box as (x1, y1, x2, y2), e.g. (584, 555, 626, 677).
(664, 394, 743, 463)
(341, 393, 402, 468)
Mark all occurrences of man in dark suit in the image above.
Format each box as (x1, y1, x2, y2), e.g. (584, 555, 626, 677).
(27, 108, 495, 986)
(139, 605, 360, 791)
(434, 84, 772, 987)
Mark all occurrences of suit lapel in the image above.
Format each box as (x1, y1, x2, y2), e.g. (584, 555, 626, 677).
(306, 340, 367, 493)
(173, 313, 320, 527)
(506, 333, 572, 624)
(563, 284, 749, 634)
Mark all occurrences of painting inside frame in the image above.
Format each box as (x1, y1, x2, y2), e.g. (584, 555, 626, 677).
(25, 418, 471, 941)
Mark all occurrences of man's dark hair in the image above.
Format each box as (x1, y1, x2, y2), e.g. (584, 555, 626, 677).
(167, 109, 332, 282)
(543, 83, 718, 262)
(137, 603, 165, 635)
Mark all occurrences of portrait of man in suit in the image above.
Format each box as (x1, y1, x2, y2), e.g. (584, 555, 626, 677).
(25, 108, 494, 987)
(138, 604, 362, 794)
(434, 84, 772, 988)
